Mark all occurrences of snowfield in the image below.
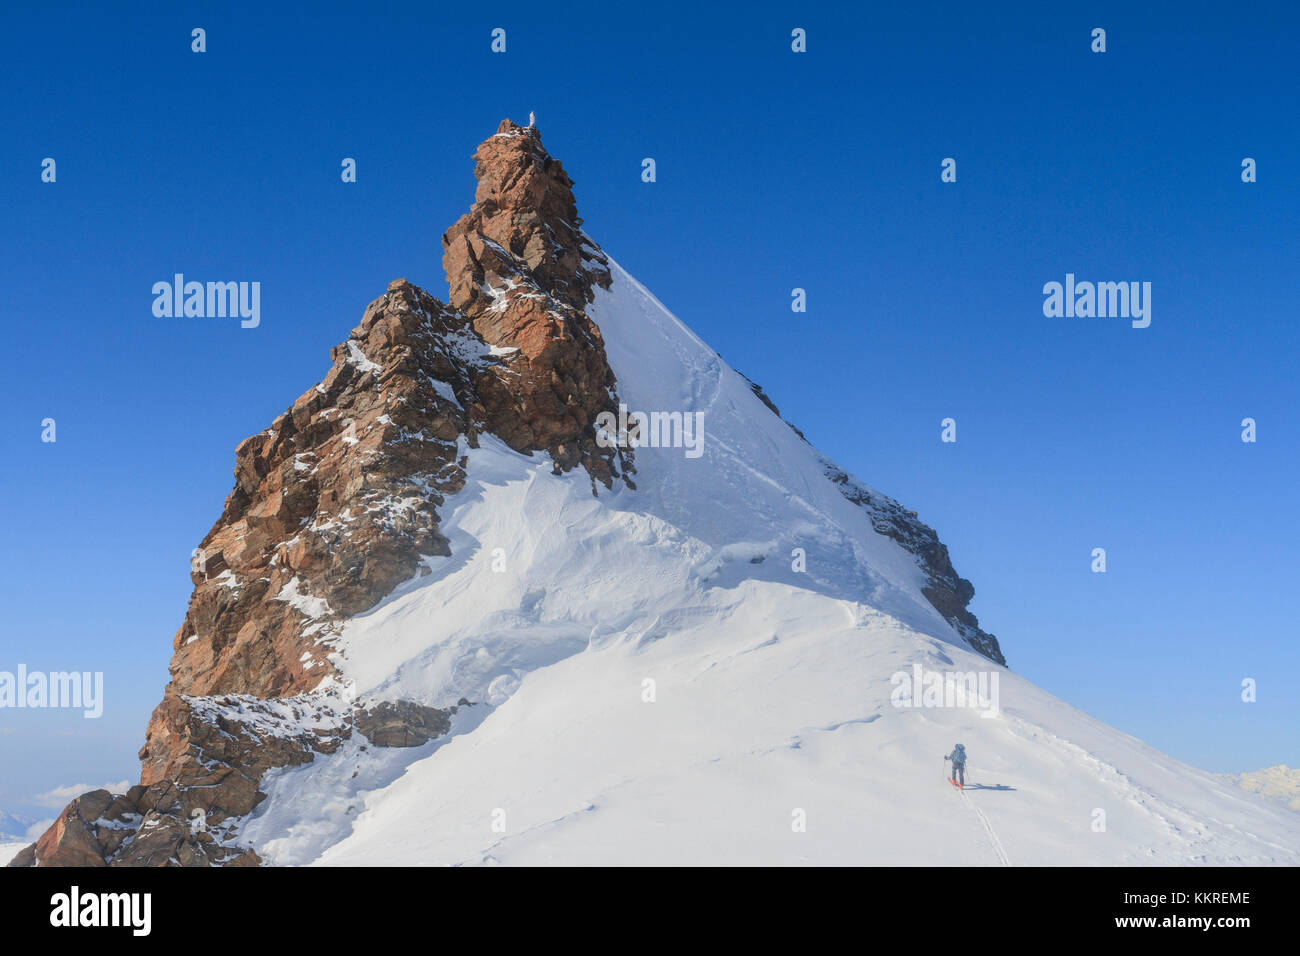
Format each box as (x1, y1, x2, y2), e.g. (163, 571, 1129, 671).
(0, 844, 25, 867)
(241, 257, 1300, 866)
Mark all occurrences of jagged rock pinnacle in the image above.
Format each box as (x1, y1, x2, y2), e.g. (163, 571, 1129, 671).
(12, 117, 632, 867)
(442, 118, 627, 484)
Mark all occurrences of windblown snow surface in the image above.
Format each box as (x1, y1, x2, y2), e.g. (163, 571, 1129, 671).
(242, 259, 1300, 866)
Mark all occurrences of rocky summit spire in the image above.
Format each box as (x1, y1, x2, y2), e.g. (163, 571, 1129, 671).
(442, 118, 628, 486)
(11, 119, 632, 868)
(11, 118, 1004, 870)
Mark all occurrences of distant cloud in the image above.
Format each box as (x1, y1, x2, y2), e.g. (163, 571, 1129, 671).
(24, 818, 53, 840)
(32, 780, 130, 808)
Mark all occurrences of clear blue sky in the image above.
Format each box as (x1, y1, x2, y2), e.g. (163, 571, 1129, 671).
(2, 1, 1297, 815)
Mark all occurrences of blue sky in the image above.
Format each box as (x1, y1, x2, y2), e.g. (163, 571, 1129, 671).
(1, 1, 1297, 815)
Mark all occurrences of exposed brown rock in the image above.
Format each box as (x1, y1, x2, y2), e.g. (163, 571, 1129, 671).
(14, 694, 461, 867)
(442, 118, 631, 488)
(16, 117, 624, 868)
(13, 116, 1006, 870)
(354, 699, 460, 748)
(23, 790, 116, 868)
(172, 280, 487, 704)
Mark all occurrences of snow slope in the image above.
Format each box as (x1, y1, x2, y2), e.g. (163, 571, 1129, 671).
(241, 258, 1300, 865)
(0, 844, 25, 867)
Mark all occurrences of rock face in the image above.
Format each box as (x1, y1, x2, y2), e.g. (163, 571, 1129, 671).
(442, 119, 631, 488)
(13, 117, 1003, 867)
(13, 118, 627, 868)
(13, 695, 458, 867)
(172, 281, 483, 703)
(354, 699, 464, 748)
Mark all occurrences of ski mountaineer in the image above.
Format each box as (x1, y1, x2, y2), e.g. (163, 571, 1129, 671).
(945, 743, 968, 788)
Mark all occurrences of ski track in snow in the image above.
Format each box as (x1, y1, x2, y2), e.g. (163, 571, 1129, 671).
(961, 788, 1012, 866)
(1016, 717, 1298, 860)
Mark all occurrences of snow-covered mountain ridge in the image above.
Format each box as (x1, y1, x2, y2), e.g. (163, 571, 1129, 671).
(13, 119, 1296, 867)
